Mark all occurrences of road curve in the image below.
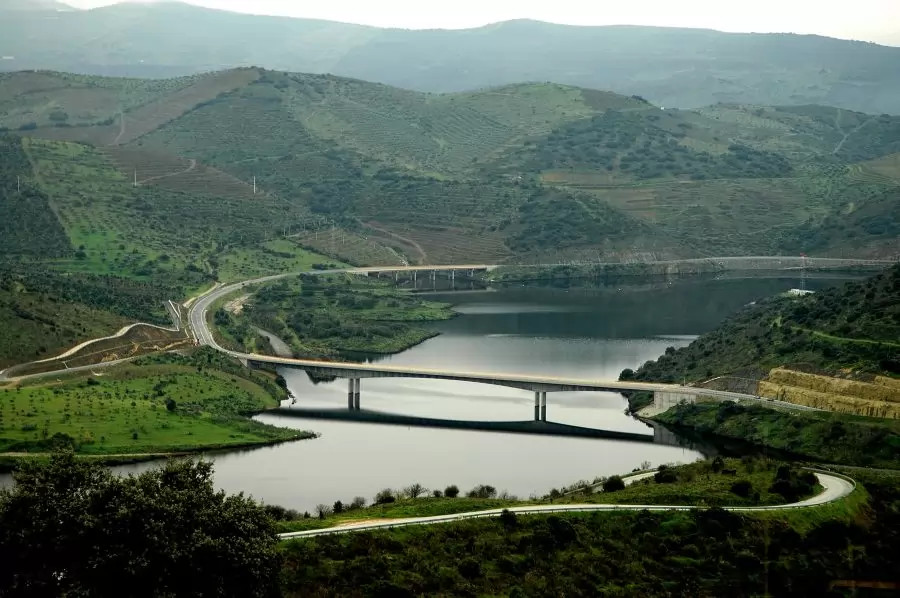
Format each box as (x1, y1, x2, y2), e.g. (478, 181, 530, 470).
(279, 471, 855, 540)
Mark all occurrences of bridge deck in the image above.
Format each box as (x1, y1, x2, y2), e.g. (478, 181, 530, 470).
(242, 352, 745, 398)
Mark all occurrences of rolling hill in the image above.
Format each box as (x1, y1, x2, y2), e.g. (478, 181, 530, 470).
(1, 2, 900, 114)
(2, 67, 899, 269)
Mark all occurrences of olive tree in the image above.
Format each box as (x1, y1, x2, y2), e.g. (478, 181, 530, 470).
(0, 453, 282, 598)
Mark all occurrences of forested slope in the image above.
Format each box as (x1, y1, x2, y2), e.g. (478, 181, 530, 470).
(628, 265, 900, 384)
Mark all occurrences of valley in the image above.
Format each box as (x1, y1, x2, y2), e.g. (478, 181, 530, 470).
(0, 12, 899, 593)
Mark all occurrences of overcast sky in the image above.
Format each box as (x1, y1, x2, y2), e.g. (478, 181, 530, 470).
(63, 0, 900, 45)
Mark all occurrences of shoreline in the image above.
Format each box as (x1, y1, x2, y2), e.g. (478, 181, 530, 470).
(0, 431, 318, 474)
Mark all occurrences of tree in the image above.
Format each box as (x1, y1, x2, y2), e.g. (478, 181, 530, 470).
(404, 483, 426, 499)
(333, 500, 344, 514)
(467, 484, 497, 499)
(315, 503, 332, 519)
(0, 453, 281, 598)
(602, 475, 625, 492)
(444, 485, 460, 498)
(165, 398, 177, 412)
(374, 488, 396, 505)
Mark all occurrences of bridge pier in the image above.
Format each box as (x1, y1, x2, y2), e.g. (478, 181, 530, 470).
(534, 391, 540, 421)
(653, 390, 696, 411)
(540, 391, 547, 421)
(348, 378, 361, 410)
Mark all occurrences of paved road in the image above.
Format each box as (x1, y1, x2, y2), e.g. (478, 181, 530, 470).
(279, 471, 855, 540)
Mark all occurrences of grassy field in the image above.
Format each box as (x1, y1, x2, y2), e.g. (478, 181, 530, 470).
(569, 457, 819, 507)
(216, 239, 348, 282)
(0, 352, 311, 455)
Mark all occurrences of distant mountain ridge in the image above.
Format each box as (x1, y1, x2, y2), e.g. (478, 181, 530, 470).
(1, 2, 900, 114)
(3, 0, 74, 10)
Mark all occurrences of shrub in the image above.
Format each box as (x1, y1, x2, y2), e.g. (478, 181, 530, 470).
(654, 465, 678, 484)
(499, 509, 517, 529)
(602, 476, 625, 493)
(444, 485, 460, 498)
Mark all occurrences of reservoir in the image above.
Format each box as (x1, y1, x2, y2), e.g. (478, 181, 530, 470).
(0, 273, 853, 510)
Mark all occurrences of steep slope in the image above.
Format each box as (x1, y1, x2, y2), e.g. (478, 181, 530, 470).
(629, 265, 900, 385)
(1, 4, 900, 114)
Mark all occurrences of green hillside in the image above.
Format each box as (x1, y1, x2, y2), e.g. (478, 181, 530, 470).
(627, 264, 900, 385)
(2, 67, 899, 268)
(2, 3, 900, 114)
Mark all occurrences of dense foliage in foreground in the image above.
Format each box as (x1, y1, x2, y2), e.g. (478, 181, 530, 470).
(281, 470, 898, 597)
(629, 264, 900, 383)
(0, 455, 281, 598)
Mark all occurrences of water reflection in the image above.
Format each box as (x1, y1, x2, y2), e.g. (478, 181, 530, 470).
(0, 274, 854, 510)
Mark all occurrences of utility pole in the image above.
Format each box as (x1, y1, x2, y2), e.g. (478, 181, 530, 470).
(17, 175, 20, 193)
(133, 169, 137, 187)
(253, 176, 257, 195)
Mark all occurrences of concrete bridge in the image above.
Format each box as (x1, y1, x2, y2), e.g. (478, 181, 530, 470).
(186, 263, 826, 425)
(241, 353, 810, 419)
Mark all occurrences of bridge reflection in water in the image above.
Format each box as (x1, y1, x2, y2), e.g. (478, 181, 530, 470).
(272, 407, 687, 448)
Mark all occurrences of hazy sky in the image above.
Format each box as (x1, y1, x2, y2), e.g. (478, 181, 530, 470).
(63, 0, 900, 45)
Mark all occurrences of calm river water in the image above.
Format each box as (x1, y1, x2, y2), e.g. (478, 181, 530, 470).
(1, 273, 852, 511)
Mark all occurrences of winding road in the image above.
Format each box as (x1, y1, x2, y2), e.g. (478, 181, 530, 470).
(279, 471, 856, 539)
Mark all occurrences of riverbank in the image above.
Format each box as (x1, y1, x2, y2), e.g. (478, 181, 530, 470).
(214, 272, 455, 358)
(0, 349, 316, 467)
(647, 401, 900, 470)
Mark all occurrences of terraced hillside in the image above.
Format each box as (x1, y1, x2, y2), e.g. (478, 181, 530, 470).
(2, 68, 900, 267)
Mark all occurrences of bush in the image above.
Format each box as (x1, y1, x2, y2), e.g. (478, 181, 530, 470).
(499, 509, 517, 529)
(730, 480, 753, 498)
(602, 475, 625, 493)
(444, 485, 460, 498)
(654, 465, 678, 484)
(165, 398, 177, 412)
